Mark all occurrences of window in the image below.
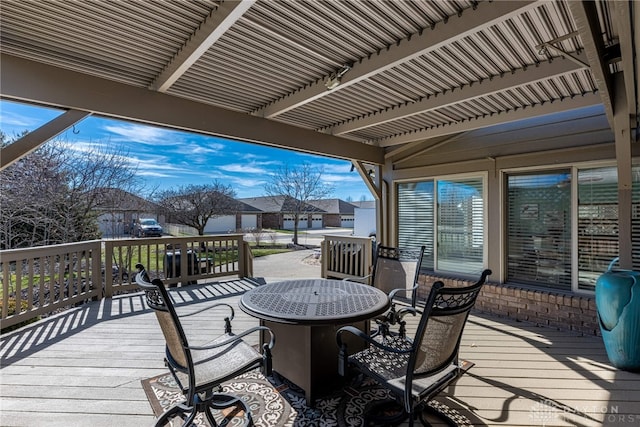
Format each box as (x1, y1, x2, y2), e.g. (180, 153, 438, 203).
(578, 166, 640, 291)
(397, 177, 485, 275)
(507, 165, 639, 292)
(398, 181, 434, 269)
(506, 171, 572, 290)
(437, 179, 484, 273)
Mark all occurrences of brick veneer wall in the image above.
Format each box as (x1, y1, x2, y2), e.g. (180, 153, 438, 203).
(416, 273, 599, 336)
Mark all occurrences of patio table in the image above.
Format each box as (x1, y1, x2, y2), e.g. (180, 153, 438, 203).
(239, 278, 389, 403)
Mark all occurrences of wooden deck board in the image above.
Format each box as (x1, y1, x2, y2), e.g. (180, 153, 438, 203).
(2, 279, 639, 427)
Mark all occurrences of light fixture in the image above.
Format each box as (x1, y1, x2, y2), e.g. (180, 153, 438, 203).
(324, 64, 352, 90)
(367, 168, 375, 179)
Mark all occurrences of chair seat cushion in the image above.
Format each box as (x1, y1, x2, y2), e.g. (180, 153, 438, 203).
(177, 334, 263, 390)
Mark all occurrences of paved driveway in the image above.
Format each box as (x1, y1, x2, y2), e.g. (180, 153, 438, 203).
(252, 249, 321, 283)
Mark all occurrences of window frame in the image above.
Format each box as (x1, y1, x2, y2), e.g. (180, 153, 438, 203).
(395, 172, 488, 277)
(502, 160, 639, 294)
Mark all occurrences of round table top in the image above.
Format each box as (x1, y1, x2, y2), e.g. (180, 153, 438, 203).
(239, 278, 390, 325)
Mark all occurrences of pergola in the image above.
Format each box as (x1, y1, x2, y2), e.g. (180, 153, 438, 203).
(1, 5, 640, 423)
(1, 0, 638, 271)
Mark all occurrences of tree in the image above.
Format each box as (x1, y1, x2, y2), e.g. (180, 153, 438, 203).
(263, 162, 334, 245)
(156, 182, 237, 236)
(0, 132, 140, 249)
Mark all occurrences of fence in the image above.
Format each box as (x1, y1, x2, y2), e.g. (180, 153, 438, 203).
(1, 234, 251, 329)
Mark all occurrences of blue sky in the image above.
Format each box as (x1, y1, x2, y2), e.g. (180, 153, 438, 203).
(0, 99, 372, 201)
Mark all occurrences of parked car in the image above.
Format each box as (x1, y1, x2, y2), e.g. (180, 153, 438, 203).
(134, 218, 163, 237)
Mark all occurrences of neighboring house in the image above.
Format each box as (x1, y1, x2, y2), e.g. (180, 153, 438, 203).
(238, 195, 325, 230)
(307, 199, 356, 229)
(94, 191, 355, 236)
(203, 199, 262, 233)
(92, 188, 163, 238)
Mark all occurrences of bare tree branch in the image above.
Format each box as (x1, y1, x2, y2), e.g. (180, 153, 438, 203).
(263, 162, 333, 245)
(0, 132, 141, 248)
(156, 182, 237, 235)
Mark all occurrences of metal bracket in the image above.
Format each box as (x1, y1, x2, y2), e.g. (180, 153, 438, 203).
(536, 32, 589, 68)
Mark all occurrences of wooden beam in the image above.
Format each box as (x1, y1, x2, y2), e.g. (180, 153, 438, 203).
(568, 1, 615, 129)
(377, 92, 602, 147)
(252, 0, 538, 118)
(388, 133, 468, 165)
(0, 109, 91, 170)
(352, 161, 381, 199)
(1, 54, 384, 165)
(613, 1, 638, 124)
(150, 1, 254, 92)
(613, 75, 633, 269)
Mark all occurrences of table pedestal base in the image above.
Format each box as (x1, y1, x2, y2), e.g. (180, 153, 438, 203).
(262, 319, 369, 404)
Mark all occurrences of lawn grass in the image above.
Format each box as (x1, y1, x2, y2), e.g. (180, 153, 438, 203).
(1, 241, 293, 299)
(251, 247, 291, 257)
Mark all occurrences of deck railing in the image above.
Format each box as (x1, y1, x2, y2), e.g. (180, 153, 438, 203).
(321, 234, 373, 281)
(1, 240, 102, 329)
(0, 234, 250, 329)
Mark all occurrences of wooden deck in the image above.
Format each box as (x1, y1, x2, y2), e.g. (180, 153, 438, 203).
(1, 279, 639, 427)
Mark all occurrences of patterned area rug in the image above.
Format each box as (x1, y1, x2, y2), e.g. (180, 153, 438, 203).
(141, 370, 471, 426)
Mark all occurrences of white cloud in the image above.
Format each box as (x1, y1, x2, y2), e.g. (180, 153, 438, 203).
(218, 163, 268, 174)
(0, 110, 41, 128)
(103, 123, 178, 146)
(322, 173, 363, 183)
(316, 161, 354, 174)
(232, 176, 267, 187)
(137, 170, 176, 178)
(174, 141, 226, 156)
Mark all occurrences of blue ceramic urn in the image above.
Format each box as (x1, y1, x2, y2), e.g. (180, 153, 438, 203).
(595, 258, 640, 371)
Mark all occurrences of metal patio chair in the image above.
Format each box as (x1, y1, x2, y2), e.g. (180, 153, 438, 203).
(348, 245, 426, 338)
(336, 269, 491, 426)
(135, 264, 275, 427)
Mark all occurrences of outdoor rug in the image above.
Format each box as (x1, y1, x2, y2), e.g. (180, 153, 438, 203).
(141, 370, 472, 426)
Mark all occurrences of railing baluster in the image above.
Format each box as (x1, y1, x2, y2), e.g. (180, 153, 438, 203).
(321, 235, 373, 281)
(27, 258, 35, 311)
(15, 261, 23, 315)
(0, 235, 250, 328)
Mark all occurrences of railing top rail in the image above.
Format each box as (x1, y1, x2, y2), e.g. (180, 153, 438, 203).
(0, 240, 102, 260)
(102, 234, 245, 245)
(323, 235, 373, 241)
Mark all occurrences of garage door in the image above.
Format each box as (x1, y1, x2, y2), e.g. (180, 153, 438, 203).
(98, 212, 124, 237)
(241, 214, 257, 230)
(311, 214, 323, 229)
(283, 215, 308, 230)
(205, 215, 236, 233)
(341, 215, 354, 228)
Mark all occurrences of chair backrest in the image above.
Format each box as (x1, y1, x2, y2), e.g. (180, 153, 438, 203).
(371, 245, 425, 297)
(135, 264, 191, 370)
(409, 269, 491, 377)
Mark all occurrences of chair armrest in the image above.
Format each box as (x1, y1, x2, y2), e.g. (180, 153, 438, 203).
(395, 306, 418, 319)
(177, 302, 235, 320)
(388, 283, 419, 302)
(187, 325, 275, 351)
(342, 274, 372, 284)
